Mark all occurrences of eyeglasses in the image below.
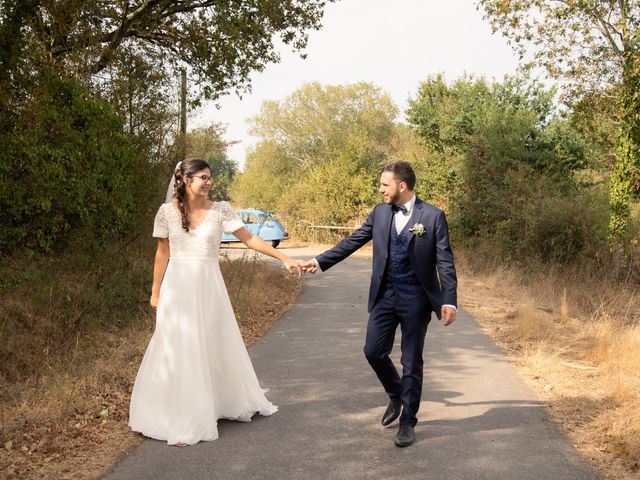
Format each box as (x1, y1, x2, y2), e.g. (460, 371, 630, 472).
(191, 174, 213, 184)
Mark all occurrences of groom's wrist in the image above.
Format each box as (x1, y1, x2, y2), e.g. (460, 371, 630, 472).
(442, 304, 457, 311)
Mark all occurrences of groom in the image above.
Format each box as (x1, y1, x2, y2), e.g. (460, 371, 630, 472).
(302, 161, 457, 447)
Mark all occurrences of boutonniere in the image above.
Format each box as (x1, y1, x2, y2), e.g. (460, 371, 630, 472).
(409, 223, 425, 237)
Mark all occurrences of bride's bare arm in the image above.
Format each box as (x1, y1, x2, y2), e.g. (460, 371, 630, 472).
(150, 238, 170, 310)
(232, 228, 302, 276)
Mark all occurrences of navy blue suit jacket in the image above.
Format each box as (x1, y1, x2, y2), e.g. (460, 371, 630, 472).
(316, 197, 457, 315)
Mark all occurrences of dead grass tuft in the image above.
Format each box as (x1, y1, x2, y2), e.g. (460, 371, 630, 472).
(559, 288, 569, 323)
(509, 305, 556, 342)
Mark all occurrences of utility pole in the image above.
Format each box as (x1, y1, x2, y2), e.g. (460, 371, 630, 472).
(179, 68, 187, 161)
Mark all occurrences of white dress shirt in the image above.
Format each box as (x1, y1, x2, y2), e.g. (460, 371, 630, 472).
(393, 194, 415, 234)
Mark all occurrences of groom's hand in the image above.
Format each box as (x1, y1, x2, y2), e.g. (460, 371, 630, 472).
(440, 306, 456, 326)
(300, 259, 318, 273)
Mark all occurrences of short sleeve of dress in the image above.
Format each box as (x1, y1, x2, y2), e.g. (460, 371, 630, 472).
(220, 201, 245, 234)
(152, 204, 169, 238)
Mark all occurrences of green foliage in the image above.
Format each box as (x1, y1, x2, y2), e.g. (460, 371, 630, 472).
(568, 89, 618, 173)
(0, 74, 155, 253)
(609, 132, 636, 247)
(609, 51, 640, 253)
(407, 74, 599, 263)
(0, 0, 335, 250)
(207, 152, 238, 202)
(233, 142, 292, 210)
(387, 124, 463, 221)
(477, 0, 640, 253)
(477, 1, 639, 94)
(233, 82, 398, 226)
(281, 156, 378, 226)
(493, 169, 608, 264)
(0, 1, 336, 256)
(96, 46, 179, 165)
(9, 0, 331, 100)
(249, 82, 398, 170)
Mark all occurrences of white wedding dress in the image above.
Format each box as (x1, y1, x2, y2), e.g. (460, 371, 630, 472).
(129, 202, 277, 445)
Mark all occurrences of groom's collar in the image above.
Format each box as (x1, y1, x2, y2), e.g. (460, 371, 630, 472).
(393, 194, 416, 214)
(404, 194, 416, 214)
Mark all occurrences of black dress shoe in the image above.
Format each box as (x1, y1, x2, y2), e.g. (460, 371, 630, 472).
(394, 424, 416, 447)
(381, 399, 402, 426)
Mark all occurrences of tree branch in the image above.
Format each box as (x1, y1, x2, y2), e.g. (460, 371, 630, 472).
(586, 5, 625, 57)
(160, 0, 220, 19)
(91, 0, 168, 74)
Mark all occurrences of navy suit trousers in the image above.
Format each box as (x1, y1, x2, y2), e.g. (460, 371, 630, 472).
(364, 287, 432, 427)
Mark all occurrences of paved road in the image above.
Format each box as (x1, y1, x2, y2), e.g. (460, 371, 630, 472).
(104, 256, 597, 480)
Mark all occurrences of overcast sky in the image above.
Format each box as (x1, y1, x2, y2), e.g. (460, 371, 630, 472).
(190, 0, 520, 169)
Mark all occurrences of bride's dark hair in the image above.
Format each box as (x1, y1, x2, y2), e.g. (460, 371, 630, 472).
(174, 158, 211, 232)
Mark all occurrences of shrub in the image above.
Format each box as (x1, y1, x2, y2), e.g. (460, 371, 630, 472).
(0, 74, 156, 254)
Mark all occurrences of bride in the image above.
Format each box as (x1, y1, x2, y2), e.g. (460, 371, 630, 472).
(129, 158, 302, 446)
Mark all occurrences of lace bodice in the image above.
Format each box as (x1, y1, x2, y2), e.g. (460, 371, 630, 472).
(152, 202, 244, 259)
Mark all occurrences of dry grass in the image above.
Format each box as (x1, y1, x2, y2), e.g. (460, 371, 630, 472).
(0, 246, 301, 480)
(458, 251, 640, 479)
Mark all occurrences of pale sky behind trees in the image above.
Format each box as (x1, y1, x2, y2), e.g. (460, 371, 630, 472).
(191, 0, 520, 169)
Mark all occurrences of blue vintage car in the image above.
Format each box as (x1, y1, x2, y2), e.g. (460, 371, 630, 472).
(222, 209, 289, 248)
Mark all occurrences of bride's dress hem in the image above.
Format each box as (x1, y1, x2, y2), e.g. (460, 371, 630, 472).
(129, 405, 278, 446)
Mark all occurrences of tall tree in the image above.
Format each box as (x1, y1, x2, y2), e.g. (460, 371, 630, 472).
(249, 81, 398, 172)
(0, 1, 334, 252)
(233, 82, 398, 225)
(477, 0, 640, 253)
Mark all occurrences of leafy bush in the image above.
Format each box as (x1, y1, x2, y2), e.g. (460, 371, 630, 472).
(406, 74, 601, 264)
(492, 170, 609, 264)
(0, 74, 157, 253)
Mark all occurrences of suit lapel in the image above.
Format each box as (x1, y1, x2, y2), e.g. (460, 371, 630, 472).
(378, 203, 394, 248)
(408, 197, 425, 246)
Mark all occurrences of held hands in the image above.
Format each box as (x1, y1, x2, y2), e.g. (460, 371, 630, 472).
(440, 306, 456, 326)
(283, 258, 304, 277)
(282, 259, 318, 275)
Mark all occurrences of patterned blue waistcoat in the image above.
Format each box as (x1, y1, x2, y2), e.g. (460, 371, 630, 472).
(386, 218, 424, 299)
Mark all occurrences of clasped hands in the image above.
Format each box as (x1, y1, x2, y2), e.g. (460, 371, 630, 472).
(282, 258, 318, 277)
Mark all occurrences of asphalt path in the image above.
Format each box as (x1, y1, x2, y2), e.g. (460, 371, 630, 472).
(104, 253, 597, 480)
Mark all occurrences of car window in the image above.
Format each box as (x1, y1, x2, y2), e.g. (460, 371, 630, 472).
(242, 213, 260, 224)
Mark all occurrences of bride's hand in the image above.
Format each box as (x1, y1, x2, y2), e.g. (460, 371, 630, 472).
(283, 258, 303, 277)
(150, 293, 159, 311)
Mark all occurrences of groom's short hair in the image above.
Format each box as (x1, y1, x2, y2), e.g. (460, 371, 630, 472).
(382, 161, 416, 191)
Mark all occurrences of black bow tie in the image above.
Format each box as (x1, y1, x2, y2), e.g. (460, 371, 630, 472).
(391, 204, 408, 214)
